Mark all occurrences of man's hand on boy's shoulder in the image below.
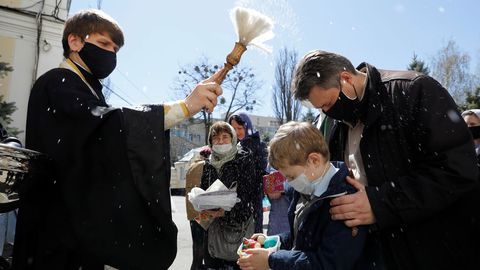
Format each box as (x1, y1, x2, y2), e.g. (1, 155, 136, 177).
(329, 176, 376, 227)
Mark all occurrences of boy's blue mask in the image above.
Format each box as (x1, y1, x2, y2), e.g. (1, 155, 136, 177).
(79, 42, 117, 79)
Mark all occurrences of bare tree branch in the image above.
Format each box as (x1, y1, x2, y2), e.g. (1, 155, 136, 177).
(272, 47, 301, 124)
(431, 40, 476, 104)
(172, 57, 261, 144)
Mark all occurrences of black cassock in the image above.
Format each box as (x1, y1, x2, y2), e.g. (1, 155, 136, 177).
(13, 65, 177, 270)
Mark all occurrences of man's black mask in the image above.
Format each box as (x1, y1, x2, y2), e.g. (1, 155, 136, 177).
(78, 42, 116, 79)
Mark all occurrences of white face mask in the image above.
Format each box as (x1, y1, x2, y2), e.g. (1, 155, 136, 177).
(212, 144, 232, 154)
(289, 173, 313, 195)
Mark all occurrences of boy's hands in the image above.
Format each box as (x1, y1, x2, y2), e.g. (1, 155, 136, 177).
(237, 248, 270, 270)
(184, 70, 223, 115)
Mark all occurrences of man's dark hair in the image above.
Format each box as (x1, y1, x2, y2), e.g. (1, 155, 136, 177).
(291, 50, 357, 100)
(62, 9, 125, 58)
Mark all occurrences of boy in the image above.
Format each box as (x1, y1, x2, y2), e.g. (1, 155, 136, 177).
(14, 9, 222, 270)
(238, 122, 369, 270)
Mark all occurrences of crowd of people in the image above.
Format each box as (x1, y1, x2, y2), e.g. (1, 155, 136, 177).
(0, 7, 479, 270)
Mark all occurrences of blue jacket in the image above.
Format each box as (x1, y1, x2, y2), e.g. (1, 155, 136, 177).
(268, 161, 368, 270)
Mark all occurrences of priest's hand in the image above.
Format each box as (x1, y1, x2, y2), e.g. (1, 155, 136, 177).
(184, 71, 223, 114)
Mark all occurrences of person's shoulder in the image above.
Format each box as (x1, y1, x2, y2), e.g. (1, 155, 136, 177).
(38, 67, 77, 81)
(379, 69, 425, 83)
(378, 69, 444, 97)
(33, 68, 81, 90)
(326, 162, 357, 194)
(236, 148, 252, 159)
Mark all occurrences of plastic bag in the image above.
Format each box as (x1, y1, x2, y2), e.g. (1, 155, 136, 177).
(188, 179, 241, 212)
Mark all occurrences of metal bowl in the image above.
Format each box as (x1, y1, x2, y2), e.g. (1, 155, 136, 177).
(0, 143, 46, 213)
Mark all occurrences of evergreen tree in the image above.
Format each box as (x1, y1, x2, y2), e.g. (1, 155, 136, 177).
(407, 53, 430, 75)
(0, 96, 20, 136)
(460, 87, 480, 111)
(0, 55, 20, 136)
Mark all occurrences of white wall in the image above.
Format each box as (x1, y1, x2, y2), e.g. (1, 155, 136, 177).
(0, 0, 68, 143)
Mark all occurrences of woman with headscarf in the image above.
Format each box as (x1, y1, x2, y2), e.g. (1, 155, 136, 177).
(200, 121, 257, 269)
(228, 113, 267, 233)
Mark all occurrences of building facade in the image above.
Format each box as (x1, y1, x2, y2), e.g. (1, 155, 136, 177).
(0, 0, 70, 143)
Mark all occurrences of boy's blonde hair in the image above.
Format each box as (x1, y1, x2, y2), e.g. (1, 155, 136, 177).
(269, 121, 330, 169)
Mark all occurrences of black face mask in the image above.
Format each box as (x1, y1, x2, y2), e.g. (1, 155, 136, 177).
(78, 42, 116, 79)
(470, 125, 480, 140)
(322, 85, 361, 127)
